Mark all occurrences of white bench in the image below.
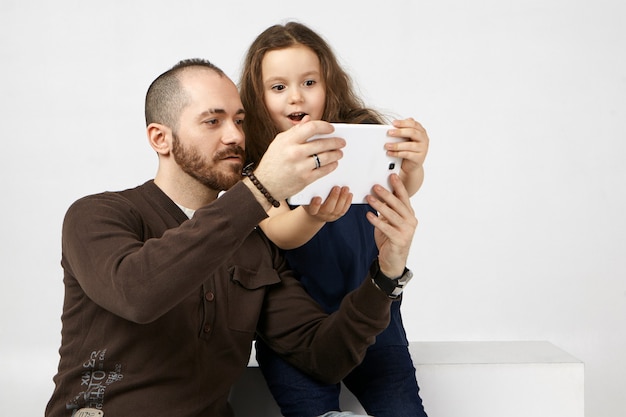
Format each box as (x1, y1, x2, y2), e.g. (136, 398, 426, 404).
(230, 341, 584, 417)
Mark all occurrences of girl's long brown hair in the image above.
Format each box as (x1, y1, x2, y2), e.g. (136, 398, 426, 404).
(239, 21, 386, 165)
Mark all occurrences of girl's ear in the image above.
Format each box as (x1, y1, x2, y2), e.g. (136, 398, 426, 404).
(147, 123, 171, 155)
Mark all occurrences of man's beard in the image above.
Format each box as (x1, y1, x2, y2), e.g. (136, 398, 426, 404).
(171, 133, 244, 191)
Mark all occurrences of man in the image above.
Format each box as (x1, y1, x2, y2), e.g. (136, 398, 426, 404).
(46, 59, 418, 417)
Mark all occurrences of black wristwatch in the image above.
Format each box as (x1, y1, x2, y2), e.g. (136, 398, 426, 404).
(369, 259, 413, 299)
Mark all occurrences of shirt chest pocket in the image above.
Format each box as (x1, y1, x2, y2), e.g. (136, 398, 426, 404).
(228, 265, 281, 333)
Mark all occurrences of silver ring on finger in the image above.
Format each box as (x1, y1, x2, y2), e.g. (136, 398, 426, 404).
(312, 154, 321, 169)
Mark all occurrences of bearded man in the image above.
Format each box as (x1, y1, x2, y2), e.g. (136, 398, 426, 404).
(45, 59, 418, 417)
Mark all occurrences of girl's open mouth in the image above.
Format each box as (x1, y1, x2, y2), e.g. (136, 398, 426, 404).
(288, 112, 307, 121)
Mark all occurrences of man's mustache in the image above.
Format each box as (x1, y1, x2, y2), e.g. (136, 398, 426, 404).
(214, 145, 245, 160)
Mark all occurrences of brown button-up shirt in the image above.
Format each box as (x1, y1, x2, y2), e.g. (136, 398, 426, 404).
(45, 180, 392, 417)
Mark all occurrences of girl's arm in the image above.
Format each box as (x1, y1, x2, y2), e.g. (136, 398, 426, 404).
(385, 118, 430, 196)
(259, 186, 352, 249)
(400, 165, 425, 197)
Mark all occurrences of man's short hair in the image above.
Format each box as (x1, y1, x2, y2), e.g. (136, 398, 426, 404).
(145, 59, 226, 129)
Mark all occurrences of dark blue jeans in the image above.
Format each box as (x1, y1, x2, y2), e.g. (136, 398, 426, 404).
(256, 339, 428, 417)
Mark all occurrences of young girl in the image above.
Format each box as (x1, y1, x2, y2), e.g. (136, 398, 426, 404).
(239, 22, 429, 417)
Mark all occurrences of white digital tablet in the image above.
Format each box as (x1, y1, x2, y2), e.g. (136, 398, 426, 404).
(287, 123, 405, 205)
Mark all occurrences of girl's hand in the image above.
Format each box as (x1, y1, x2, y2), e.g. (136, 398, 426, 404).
(303, 186, 352, 222)
(385, 118, 429, 196)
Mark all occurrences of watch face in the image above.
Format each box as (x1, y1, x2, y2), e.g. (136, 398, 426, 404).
(387, 269, 413, 297)
(399, 268, 413, 284)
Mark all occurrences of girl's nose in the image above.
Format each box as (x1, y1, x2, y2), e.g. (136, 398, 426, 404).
(288, 88, 303, 104)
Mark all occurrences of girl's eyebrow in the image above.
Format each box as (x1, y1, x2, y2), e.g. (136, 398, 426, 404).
(298, 70, 321, 78)
(264, 70, 321, 83)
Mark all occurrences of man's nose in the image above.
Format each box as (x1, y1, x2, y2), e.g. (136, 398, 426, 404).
(222, 121, 244, 145)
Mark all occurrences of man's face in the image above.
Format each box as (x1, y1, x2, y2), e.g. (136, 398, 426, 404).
(172, 69, 246, 191)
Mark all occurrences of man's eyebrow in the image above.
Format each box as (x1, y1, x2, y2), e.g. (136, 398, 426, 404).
(199, 108, 245, 117)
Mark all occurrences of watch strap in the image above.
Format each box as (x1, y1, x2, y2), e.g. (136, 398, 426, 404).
(370, 259, 413, 299)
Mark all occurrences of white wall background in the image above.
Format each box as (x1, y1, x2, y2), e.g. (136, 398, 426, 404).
(1, 0, 624, 416)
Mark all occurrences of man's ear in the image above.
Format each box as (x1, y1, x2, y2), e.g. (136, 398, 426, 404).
(147, 123, 172, 155)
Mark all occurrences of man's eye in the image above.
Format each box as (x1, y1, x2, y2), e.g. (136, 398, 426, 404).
(204, 119, 218, 125)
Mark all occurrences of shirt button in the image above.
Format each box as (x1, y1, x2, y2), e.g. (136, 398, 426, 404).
(203, 324, 211, 333)
(205, 291, 215, 302)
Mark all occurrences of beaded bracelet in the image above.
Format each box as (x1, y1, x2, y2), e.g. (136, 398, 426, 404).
(242, 163, 281, 208)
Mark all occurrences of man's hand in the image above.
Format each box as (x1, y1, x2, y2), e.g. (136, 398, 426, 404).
(250, 117, 346, 207)
(365, 174, 418, 278)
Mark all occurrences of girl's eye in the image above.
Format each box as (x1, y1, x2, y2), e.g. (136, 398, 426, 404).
(304, 80, 316, 87)
(271, 84, 286, 91)
(235, 118, 245, 125)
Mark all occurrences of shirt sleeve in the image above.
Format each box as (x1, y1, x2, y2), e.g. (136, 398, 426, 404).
(255, 250, 394, 384)
(61, 182, 268, 323)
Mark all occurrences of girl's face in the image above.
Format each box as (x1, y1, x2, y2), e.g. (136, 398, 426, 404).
(261, 45, 326, 132)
